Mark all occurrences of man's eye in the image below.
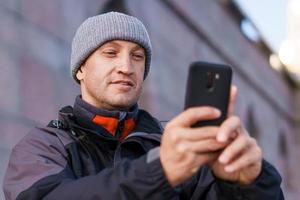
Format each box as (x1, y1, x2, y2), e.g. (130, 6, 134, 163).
(132, 53, 145, 60)
(103, 51, 117, 57)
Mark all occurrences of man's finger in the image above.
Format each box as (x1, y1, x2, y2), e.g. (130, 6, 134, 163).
(222, 145, 262, 173)
(169, 107, 221, 128)
(181, 126, 219, 141)
(227, 85, 237, 117)
(217, 116, 241, 142)
(218, 133, 250, 164)
(177, 139, 228, 154)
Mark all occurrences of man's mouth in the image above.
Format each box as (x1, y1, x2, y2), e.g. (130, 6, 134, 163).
(111, 80, 134, 87)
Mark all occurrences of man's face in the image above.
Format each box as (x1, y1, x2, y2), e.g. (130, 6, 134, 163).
(76, 40, 146, 110)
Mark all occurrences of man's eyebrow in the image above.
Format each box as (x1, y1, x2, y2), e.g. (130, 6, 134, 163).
(101, 41, 121, 48)
(100, 41, 145, 52)
(132, 45, 145, 52)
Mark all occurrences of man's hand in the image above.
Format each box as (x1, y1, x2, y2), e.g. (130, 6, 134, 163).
(160, 85, 263, 187)
(210, 116, 263, 185)
(211, 85, 263, 185)
(160, 107, 229, 187)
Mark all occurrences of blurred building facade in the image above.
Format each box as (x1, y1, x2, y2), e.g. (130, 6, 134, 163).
(0, 0, 300, 199)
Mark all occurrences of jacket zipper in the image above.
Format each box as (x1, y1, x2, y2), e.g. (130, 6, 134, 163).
(115, 111, 126, 139)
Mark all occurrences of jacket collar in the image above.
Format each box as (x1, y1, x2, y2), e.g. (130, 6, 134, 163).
(72, 96, 138, 141)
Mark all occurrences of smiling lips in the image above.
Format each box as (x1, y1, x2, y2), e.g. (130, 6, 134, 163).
(110, 80, 135, 90)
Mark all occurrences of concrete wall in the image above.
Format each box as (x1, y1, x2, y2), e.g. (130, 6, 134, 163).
(0, 0, 299, 199)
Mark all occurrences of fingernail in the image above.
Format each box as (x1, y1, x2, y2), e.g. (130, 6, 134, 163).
(214, 109, 221, 116)
(219, 155, 228, 164)
(225, 166, 234, 173)
(217, 133, 227, 142)
(232, 85, 237, 91)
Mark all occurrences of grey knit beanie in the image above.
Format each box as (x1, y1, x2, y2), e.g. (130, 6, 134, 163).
(71, 12, 152, 83)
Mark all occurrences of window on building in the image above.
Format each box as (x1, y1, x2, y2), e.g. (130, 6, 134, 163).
(101, 0, 129, 14)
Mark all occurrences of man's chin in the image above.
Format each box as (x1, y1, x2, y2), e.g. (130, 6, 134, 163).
(108, 99, 136, 111)
(106, 90, 141, 110)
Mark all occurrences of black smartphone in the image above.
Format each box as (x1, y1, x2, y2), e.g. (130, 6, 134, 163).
(184, 61, 232, 127)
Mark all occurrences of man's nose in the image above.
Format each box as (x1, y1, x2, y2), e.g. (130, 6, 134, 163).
(117, 53, 134, 75)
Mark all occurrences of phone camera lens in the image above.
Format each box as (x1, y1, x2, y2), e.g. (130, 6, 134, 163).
(206, 72, 214, 90)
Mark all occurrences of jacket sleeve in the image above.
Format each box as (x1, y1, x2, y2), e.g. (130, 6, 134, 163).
(3, 129, 177, 200)
(178, 160, 284, 200)
(214, 160, 284, 200)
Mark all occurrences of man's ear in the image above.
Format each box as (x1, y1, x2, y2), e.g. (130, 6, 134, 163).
(76, 66, 85, 81)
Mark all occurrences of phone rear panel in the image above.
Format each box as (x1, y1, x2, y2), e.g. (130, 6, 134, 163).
(184, 61, 232, 127)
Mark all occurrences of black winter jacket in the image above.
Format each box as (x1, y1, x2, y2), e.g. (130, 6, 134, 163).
(3, 97, 284, 199)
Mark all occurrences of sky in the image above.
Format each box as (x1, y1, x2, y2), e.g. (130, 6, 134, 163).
(234, 0, 287, 53)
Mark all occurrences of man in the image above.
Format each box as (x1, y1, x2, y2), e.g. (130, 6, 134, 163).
(3, 12, 283, 199)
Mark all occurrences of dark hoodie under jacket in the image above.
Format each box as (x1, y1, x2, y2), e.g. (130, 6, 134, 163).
(3, 96, 284, 200)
